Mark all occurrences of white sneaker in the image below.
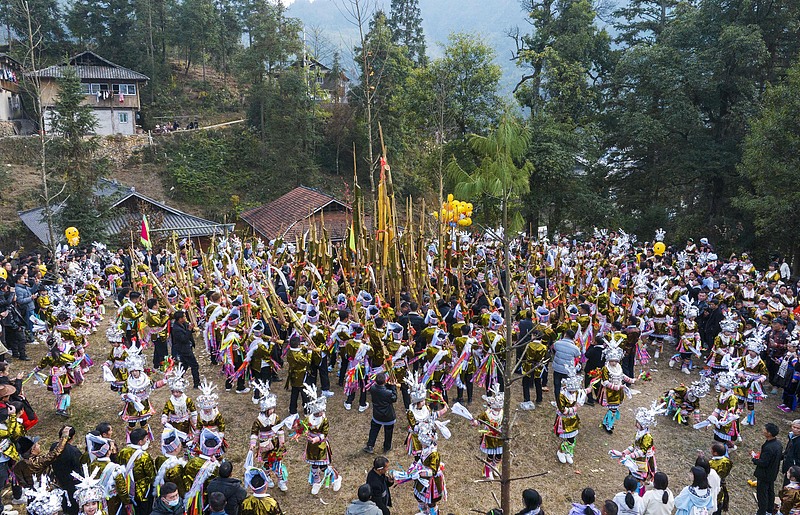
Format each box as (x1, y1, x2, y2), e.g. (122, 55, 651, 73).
(333, 475, 342, 492)
(266, 476, 275, 488)
(654, 350, 660, 359)
(359, 403, 369, 413)
(682, 367, 690, 375)
(343, 402, 352, 411)
(519, 401, 535, 411)
(557, 450, 567, 464)
(278, 480, 288, 492)
(236, 387, 251, 394)
(311, 482, 322, 495)
(4, 510, 18, 515)
(322, 390, 334, 397)
(566, 453, 574, 464)
(668, 358, 676, 368)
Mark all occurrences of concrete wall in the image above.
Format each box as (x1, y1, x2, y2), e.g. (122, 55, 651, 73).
(0, 87, 22, 121)
(44, 107, 136, 136)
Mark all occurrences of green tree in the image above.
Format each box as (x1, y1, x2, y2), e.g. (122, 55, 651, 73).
(236, 0, 302, 84)
(735, 60, 800, 271)
(448, 113, 533, 515)
(178, 0, 220, 78)
(5, 0, 63, 46)
(387, 0, 427, 66)
(48, 68, 108, 242)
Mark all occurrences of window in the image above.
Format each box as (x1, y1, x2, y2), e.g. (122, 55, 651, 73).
(118, 112, 129, 123)
(112, 84, 137, 95)
(80, 83, 102, 95)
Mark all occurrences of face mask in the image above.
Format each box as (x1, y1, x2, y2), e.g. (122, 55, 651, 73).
(166, 498, 180, 507)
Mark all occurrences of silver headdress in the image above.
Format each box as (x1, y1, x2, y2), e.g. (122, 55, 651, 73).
(716, 361, 742, 390)
(635, 401, 667, 429)
(679, 295, 699, 318)
(196, 377, 219, 410)
(603, 333, 625, 362)
(719, 312, 739, 333)
(482, 382, 504, 410)
(303, 383, 327, 414)
(417, 418, 438, 448)
(124, 346, 145, 371)
(687, 378, 711, 400)
(166, 363, 188, 392)
(252, 379, 277, 411)
(654, 228, 666, 242)
(745, 326, 768, 354)
(404, 370, 427, 404)
(24, 475, 66, 515)
(71, 464, 104, 508)
(561, 362, 583, 392)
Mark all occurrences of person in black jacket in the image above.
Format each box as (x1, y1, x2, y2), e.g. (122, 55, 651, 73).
(206, 461, 247, 515)
(783, 419, 800, 486)
(752, 422, 783, 515)
(584, 338, 606, 406)
(366, 456, 393, 515)
(170, 310, 201, 388)
(364, 373, 397, 454)
(50, 426, 82, 515)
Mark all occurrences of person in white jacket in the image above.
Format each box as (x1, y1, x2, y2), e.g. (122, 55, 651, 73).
(612, 475, 644, 515)
(641, 472, 675, 515)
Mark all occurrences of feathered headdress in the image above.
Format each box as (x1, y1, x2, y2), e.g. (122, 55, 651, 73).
(303, 383, 327, 415)
(404, 370, 427, 404)
(482, 382, 504, 410)
(252, 379, 277, 411)
(71, 465, 104, 508)
(196, 377, 219, 410)
(635, 401, 667, 429)
(23, 475, 66, 515)
(603, 333, 625, 362)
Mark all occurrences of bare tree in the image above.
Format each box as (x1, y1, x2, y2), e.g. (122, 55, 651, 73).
(15, 0, 64, 257)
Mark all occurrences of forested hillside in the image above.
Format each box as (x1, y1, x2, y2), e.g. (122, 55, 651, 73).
(1, 0, 799, 265)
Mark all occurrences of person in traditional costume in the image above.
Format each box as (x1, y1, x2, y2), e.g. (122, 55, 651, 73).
(451, 323, 477, 407)
(708, 313, 740, 375)
(184, 428, 221, 515)
(520, 329, 548, 411)
(32, 334, 76, 417)
(553, 363, 588, 464)
(84, 434, 123, 515)
(301, 384, 342, 495)
(671, 299, 702, 374)
(422, 329, 452, 407)
(404, 371, 448, 460)
(220, 311, 249, 394)
(697, 368, 741, 450)
(244, 321, 279, 403)
(71, 464, 106, 515)
(399, 418, 446, 515)
(195, 378, 226, 450)
(114, 428, 155, 515)
(736, 334, 768, 426)
(154, 426, 188, 498)
(160, 364, 197, 441)
(648, 287, 671, 359)
(118, 291, 142, 349)
(203, 292, 228, 366)
(464, 383, 503, 479)
(240, 467, 283, 515)
(662, 379, 711, 426)
(101, 337, 127, 392)
(54, 310, 91, 385)
(118, 347, 168, 440)
(477, 312, 505, 390)
(384, 322, 412, 408)
(343, 324, 372, 412)
(598, 335, 636, 434)
(143, 298, 170, 368)
(609, 402, 665, 494)
(249, 381, 290, 492)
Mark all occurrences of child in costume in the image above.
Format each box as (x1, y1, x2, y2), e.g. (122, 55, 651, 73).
(118, 347, 168, 440)
(609, 402, 665, 493)
(240, 467, 284, 515)
(662, 379, 710, 425)
(72, 464, 107, 515)
(470, 383, 503, 479)
(154, 426, 188, 498)
(736, 334, 768, 426)
(195, 377, 226, 451)
(184, 428, 222, 515)
(101, 338, 128, 392)
(23, 475, 66, 515)
(32, 334, 76, 417)
(302, 384, 343, 495)
(598, 334, 637, 434)
(553, 363, 588, 464)
(697, 368, 741, 450)
(405, 371, 448, 460)
(395, 418, 447, 515)
(647, 287, 671, 359)
(709, 442, 733, 512)
(160, 364, 197, 441)
(708, 313, 739, 374)
(249, 380, 290, 492)
(670, 298, 701, 374)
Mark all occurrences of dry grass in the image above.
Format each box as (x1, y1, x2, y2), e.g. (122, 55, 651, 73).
(19, 316, 791, 515)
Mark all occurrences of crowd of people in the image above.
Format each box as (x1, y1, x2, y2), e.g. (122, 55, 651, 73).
(0, 227, 799, 514)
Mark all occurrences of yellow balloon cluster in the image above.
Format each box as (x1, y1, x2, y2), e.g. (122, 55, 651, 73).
(432, 193, 474, 227)
(65, 226, 80, 247)
(653, 241, 666, 256)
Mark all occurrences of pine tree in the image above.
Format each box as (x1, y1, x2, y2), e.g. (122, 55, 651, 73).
(387, 0, 427, 67)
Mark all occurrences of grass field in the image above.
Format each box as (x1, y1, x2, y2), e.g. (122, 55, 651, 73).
(15, 314, 792, 515)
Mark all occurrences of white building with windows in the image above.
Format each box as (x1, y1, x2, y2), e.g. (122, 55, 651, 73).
(29, 51, 149, 136)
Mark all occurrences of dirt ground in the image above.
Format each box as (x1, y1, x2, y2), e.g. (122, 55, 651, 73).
(15, 314, 792, 515)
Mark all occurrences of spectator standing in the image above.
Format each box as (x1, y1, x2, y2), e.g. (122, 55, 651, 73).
(514, 488, 544, 515)
(12, 425, 73, 504)
(752, 423, 783, 515)
(695, 455, 719, 514)
(641, 472, 674, 515)
(49, 426, 82, 515)
(364, 373, 397, 454)
(784, 420, 800, 486)
(366, 456, 393, 515)
(344, 484, 382, 515)
(207, 461, 247, 515)
(552, 330, 581, 400)
(779, 466, 800, 515)
(150, 482, 185, 515)
(208, 492, 228, 515)
(674, 467, 714, 515)
(170, 311, 201, 388)
(568, 487, 601, 515)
